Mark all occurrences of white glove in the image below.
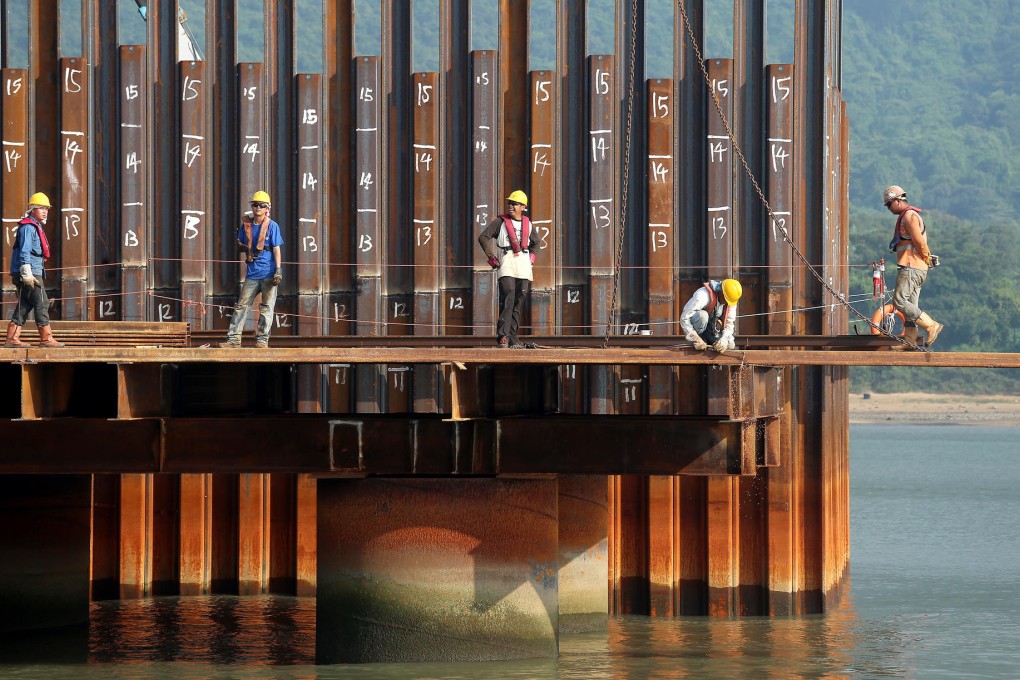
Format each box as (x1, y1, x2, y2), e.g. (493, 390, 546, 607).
(19, 264, 36, 288)
(713, 336, 735, 353)
(686, 330, 708, 351)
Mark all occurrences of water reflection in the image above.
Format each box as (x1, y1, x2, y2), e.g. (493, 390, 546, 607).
(88, 596, 313, 665)
(0, 587, 925, 678)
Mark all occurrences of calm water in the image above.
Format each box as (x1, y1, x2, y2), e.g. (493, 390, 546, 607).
(2, 425, 1018, 678)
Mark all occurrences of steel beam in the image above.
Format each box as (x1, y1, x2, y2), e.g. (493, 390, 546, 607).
(765, 63, 795, 336)
(29, 0, 59, 204)
(1, 68, 28, 301)
(530, 69, 557, 333)
(149, 0, 180, 298)
(6, 344, 1018, 368)
(86, 0, 119, 296)
(615, 0, 645, 330)
(498, 0, 529, 196)
(733, 1, 766, 296)
(180, 60, 207, 329)
(60, 56, 89, 320)
(324, 0, 352, 296)
(120, 46, 148, 321)
(208, 0, 238, 303)
(412, 70, 441, 412)
(470, 50, 499, 333)
(556, 0, 586, 290)
(296, 74, 324, 322)
(0, 414, 759, 476)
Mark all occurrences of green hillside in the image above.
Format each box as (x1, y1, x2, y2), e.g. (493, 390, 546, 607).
(842, 1, 1020, 392)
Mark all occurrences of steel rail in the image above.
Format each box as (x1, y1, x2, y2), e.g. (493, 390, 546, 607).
(189, 331, 898, 350)
(6, 345, 1020, 368)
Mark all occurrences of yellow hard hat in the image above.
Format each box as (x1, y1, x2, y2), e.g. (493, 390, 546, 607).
(882, 185, 905, 206)
(506, 190, 528, 207)
(721, 278, 742, 306)
(251, 190, 271, 205)
(28, 192, 52, 208)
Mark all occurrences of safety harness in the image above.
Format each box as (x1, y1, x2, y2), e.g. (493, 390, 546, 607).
(241, 217, 269, 264)
(499, 215, 531, 255)
(889, 205, 924, 254)
(18, 215, 51, 259)
(701, 281, 733, 335)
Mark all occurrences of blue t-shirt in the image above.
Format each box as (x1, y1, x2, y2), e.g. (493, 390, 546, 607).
(237, 218, 283, 280)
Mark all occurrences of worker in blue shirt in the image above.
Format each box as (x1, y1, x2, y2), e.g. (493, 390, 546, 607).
(5, 192, 64, 348)
(220, 191, 283, 348)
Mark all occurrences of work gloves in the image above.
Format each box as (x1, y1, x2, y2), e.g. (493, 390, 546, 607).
(713, 337, 734, 353)
(271, 272, 282, 287)
(487, 256, 499, 269)
(686, 330, 708, 351)
(18, 264, 36, 288)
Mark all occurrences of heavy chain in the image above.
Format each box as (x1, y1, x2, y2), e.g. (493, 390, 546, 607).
(675, 0, 928, 352)
(604, 0, 640, 350)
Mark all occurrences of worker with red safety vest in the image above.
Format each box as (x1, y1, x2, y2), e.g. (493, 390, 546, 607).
(883, 185, 943, 346)
(220, 190, 284, 349)
(680, 279, 742, 353)
(477, 190, 541, 348)
(5, 192, 64, 348)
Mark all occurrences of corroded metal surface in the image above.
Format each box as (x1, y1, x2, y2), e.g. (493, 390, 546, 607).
(316, 478, 558, 663)
(0, 1, 860, 622)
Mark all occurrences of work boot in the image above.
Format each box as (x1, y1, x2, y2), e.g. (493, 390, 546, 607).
(255, 339, 269, 348)
(4, 322, 29, 348)
(219, 339, 241, 349)
(36, 325, 65, 348)
(901, 323, 919, 348)
(916, 312, 944, 347)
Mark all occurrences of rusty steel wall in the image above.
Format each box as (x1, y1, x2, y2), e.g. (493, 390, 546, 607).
(0, 0, 849, 613)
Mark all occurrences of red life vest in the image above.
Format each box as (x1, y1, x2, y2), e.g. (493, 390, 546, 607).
(702, 281, 732, 329)
(18, 216, 51, 259)
(499, 214, 531, 255)
(889, 205, 924, 253)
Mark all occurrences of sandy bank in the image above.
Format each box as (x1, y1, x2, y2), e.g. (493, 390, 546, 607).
(849, 392, 1020, 426)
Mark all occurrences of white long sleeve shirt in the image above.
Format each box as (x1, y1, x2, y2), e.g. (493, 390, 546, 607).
(679, 285, 736, 340)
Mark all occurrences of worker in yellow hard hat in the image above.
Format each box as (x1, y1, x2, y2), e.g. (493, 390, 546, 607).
(883, 185, 944, 347)
(477, 190, 541, 348)
(5, 192, 64, 348)
(220, 190, 284, 348)
(679, 278, 741, 352)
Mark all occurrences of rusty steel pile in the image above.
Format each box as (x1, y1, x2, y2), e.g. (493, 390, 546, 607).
(0, 0, 851, 655)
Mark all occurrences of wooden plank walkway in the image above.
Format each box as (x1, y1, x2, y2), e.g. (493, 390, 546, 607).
(3, 345, 1019, 368)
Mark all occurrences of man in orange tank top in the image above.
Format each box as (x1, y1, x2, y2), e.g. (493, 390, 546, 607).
(883, 185, 944, 346)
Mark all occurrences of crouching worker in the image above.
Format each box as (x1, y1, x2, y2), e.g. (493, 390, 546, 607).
(680, 278, 741, 353)
(5, 192, 64, 348)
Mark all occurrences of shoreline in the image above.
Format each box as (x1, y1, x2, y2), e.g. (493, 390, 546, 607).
(849, 392, 1020, 426)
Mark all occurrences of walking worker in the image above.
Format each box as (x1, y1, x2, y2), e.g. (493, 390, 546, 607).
(220, 191, 283, 348)
(5, 192, 64, 348)
(883, 185, 943, 346)
(680, 278, 741, 353)
(477, 190, 540, 348)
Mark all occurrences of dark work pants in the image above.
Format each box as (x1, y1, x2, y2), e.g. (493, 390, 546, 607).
(10, 278, 51, 327)
(497, 276, 530, 343)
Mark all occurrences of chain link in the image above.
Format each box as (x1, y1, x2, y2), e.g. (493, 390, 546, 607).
(604, 0, 640, 350)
